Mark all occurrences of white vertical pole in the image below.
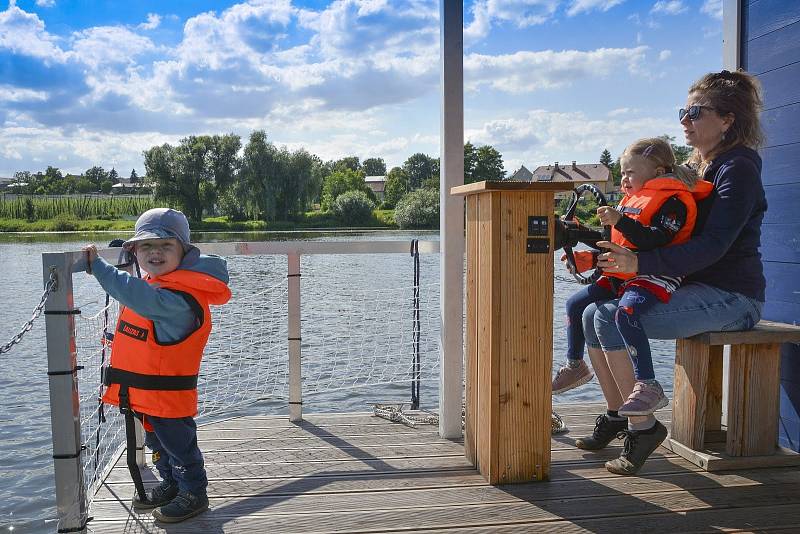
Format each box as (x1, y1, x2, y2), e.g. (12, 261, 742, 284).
(722, 0, 742, 70)
(720, 0, 742, 428)
(43, 253, 88, 533)
(134, 419, 146, 467)
(439, 0, 465, 439)
(288, 253, 302, 422)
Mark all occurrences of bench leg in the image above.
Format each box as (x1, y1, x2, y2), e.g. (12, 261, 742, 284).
(672, 338, 716, 450)
(726, 343, 781, 456)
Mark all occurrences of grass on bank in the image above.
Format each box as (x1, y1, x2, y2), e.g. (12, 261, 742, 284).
(0, 209, 398, 232)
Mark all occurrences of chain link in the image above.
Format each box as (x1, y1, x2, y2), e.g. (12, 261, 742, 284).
(0, 270, 58, 355)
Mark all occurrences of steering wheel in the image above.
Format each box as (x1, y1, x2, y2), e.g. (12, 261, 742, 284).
(553, 184, 612, 284)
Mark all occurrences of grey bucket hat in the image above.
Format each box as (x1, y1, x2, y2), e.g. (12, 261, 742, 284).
(123, 208, 191, 250)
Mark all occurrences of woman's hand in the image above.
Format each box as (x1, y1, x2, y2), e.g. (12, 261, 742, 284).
(596, 241, 638, 274)
(597, 206, 621, 226)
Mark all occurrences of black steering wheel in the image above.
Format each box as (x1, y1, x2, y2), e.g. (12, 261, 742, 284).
(553, 184, 612, 284)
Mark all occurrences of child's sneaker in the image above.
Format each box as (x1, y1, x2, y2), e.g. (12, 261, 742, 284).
(552, 360, 594, 394)
(618, 381, 669, 416)
(132, 480, 178, 512)
(152, 491, 209, 523)
(574, 414, 628, 450)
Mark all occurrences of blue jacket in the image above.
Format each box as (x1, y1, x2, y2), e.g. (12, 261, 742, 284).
(91, 247, 230, 342)
(637, 146, 766, 302)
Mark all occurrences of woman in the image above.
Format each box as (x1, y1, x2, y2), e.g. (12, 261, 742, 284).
(577, 70, 767, 476)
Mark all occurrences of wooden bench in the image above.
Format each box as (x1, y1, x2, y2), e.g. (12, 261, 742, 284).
(665, 320, 800, 471)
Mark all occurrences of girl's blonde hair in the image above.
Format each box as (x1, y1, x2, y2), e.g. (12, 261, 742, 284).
(622, 137, 698, 187)
(686, 69, 764, 174)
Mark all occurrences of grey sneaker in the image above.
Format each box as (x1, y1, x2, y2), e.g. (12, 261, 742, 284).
(131, 480, 178, 512)
(618, 380, 669, 416)
(574, 414, 628, 450)
(605, 421, 668, 476)
(152, 490, 209, 523)
(552, 360, 594, 394)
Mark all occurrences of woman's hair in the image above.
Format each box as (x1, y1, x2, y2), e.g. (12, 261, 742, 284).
(622, 137, 698, 187)
(687, 69, 764, 169)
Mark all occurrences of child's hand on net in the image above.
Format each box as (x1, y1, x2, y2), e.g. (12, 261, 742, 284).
(82, 245, 98, 274)
(597, 206, 621, 226)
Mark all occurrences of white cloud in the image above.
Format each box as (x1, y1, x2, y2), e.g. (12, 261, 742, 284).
(35, 0, 56, 7)
(567, 0, 625, 17)
(465, 0, 559, 44)
(466, 109, 679, 170)
(138, 13, 161, 30)
(651, 1, 687, 15)
(659, 49, 671, 61)
(607, 107, 636, 116)
(0, 4, 69, 61)
(71, 26, 158, 69)
(465, 46, 648, 93)
(701, 0, 722, 20)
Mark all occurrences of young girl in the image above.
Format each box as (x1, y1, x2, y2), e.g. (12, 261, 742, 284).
(552, 137, 712, 416)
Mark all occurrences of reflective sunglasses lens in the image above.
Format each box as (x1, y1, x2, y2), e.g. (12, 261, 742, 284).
(679, 108, 687, 120)
(689, 105, 701, 120)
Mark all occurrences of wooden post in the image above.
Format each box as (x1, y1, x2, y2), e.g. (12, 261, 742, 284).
(452, 180, 572, 484)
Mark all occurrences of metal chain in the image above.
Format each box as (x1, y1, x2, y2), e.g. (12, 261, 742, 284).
(0, 270, 58, 355)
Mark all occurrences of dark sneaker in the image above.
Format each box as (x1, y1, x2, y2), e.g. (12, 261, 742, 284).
(552, 360, 594, 394)
(152, 491, 209, 523)
(574, 414, 628, 450)
(605, 421, 668, 476)
(131, 480, 178, 512)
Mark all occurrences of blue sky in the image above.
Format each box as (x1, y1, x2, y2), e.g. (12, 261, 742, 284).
(0, 0, 723, 178)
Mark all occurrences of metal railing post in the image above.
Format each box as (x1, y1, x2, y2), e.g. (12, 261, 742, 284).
(135, 418, 146, 467)
(288, 253, 302, 422)
(43, 252, 88, 533)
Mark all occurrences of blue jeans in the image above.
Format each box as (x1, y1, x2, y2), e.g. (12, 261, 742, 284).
(582, 282, 763, 351)
(565, 283, 616, 361)
(144, 415, 207, 496)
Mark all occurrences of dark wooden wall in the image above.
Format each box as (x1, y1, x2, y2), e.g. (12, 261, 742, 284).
(741, 0, 800, 451)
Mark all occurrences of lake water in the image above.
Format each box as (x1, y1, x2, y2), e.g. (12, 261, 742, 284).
(0, 230, 676, 532)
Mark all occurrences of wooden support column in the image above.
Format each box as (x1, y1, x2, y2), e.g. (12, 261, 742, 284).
(727, 342, 781, 456)
(453, 180, 572, 484)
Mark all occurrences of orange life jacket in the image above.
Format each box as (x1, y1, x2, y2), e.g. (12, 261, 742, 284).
(102, 269, 231, 418)
(608, 177, 713, 281)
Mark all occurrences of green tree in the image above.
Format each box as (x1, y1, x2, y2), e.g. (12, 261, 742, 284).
(600, 149, 612, 168)
(402, 153, 439, 190)
(333, 156, 360, 173)
(474, 144, 505, 182)
(395, 188, 440, 229)
(362, 157, 386, 176)
(659, 134, 692, 164)
(611, 158, 621, 186)
(321, 168, 371, 210)
(108, 168, 119, 184)
(240, 130, 282, 221)
(464, 141, 477, 184)
(85, 166, 108, 191)
(129, 169, 139, 184)
(382, 167, 409, 209)
(332, 190, 375, 225)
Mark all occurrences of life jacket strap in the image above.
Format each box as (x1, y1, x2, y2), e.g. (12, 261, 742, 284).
(102, 367, 198, 391)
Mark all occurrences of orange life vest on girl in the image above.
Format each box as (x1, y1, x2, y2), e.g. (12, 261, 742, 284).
(608, 176, 713, 281)
(102, 269, 231, 418)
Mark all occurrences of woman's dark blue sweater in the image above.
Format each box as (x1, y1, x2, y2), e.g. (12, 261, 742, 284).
(637, 146, 767, 302)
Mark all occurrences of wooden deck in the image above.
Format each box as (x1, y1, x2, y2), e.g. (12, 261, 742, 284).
(90, 403, 800, 533)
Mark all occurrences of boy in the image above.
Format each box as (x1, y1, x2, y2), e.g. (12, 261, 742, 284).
(84, 208, 231, 522)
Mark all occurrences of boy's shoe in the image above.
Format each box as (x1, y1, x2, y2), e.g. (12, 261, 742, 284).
(618, 381, 669, 416)
(574, 414, 628, 450)
(605, 421, 668, 476)
(131, 480, 178, 512)
(552, 360, 594, 394)
(152, 491, 209, 523)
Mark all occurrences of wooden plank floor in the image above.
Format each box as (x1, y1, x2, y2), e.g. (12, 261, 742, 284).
(90, 403, 800, 533)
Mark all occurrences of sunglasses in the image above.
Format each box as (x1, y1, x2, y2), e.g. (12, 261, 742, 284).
(679, 105, 714, 121)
